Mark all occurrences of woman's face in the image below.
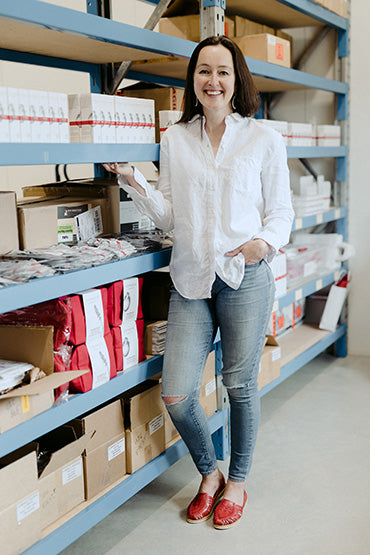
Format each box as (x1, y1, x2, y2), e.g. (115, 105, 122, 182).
(193, 44, 235, 117)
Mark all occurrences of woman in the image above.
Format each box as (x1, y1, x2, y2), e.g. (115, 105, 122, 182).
(104, 35, 294, 529)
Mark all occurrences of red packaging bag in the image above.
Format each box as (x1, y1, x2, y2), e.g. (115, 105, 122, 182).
(105, 277, 143, 327)
(112, 319, 145, 372)
(69, 288, 110, 346)
(69, 332, 117, 393)
(0, 297, 72, 350)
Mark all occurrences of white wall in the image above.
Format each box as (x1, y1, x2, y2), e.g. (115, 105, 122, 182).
(347, 0, 370, 355)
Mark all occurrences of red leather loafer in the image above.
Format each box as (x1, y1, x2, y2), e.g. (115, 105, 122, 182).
(213, 490, 247, 529)
(186, 475, 226, 524)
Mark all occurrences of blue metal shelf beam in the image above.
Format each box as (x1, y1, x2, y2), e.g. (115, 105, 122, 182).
(276, 270, 342, 311)
(0, 145, 346, 167)
(0, 143, 161, 166)
(23, 410, 226, 554)
(291, 206, 347, 231)
(0, 47, 96, 73)
(260, 324, 347, 396)
(0, 0, 195, 60)
(0, 249, 171, 313)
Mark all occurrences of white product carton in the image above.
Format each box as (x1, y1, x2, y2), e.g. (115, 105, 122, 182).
(287, 122, 315, 147)
(99, 94, 115, 143)
(259, 119, 288, 144)
(79, 93, 103, 143)
(30, 90, 49, 142)
(57, 93, 69, 143)
(159, 110, 182, 140)
(318, 180, 331, 196)
(48, 91, 60, 143)
(7, 87, 21, 142)
(315, 124, 341, 146)
(18, 88, 32, 143)
(0, 86, 9, 142)
(114, 96, 125, 143)
(269, 250, 287, 299)
(125, 97, 141, 143)
(68, 94, 81, 142)
(298, 175, 317, 196)
(292, 194, 330, 216)
(142, 98, 155, 143)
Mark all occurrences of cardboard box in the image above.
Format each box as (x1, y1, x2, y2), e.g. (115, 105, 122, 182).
(71, 400, 126, 499)
(22, 177, 120, 236)
(199, 351, 217, 419)
(313, 0, 347, 18)
(38, 427, 87, 528)
(0, 325, 87, 434)
(233, 15, 274, 37)
(234, 33, 291, 68)
(159, 14, 235, 42)
(0, 191, 19, 254)
(258, 335, 281, 390)
(123, 382, 165, 473)
(121, 86, 184, 142)
(0, 449, 41, 555)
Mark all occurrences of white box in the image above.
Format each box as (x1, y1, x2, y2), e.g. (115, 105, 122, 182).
(287, 122, 315, 146)
(293, 194, 330, 217)
(259, 119, 288, 144)
(315, 124, 341, 146)
(68, 94, 81, 142)
(30, 90, 49, 142)
(48, 91, 60, 143)
(0, 87, 10, 142)
(7, 87, 21, 142)
(142, 98, 155, 143)
(79, 93, 103, 143)
(298, 175, 317, 196)
(159, 110, 182, 140)
(114, 96, 129, 143)
(99, 94, 115, 143)
(17, 88, 32, 143)
(57, 93, 69, 143)
(269, 250, 287, 299)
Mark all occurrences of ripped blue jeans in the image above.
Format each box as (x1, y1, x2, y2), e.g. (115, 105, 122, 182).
(161, 260, 275, 482)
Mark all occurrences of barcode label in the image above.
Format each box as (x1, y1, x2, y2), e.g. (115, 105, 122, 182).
(75, 205, 103, 242)
(149, 414, 164, 435)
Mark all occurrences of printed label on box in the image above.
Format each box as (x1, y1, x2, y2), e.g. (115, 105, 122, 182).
(120, 321, 139, 370)
(108, 437, 125, 461)
(149, 414, 164, 436)
(122, 278, 139, 322)
(75, 205, 103, 243)
(275, 43, 284, 60)
(205, 378, 216, 397)
(57, 203, 89, 243)
(17, 491, 40, 523)
(272, 347, 281, 361)
(62, 459, 83, 485)
(21, 395, 30, 413)
(81, 289, 105, 341)
(86, 336, 111, 389)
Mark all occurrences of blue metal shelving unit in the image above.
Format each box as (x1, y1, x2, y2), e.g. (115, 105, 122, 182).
(0, 0, 349, 552)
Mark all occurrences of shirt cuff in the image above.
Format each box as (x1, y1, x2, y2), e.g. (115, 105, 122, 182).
(253, 234, 277, 262)
(118, 166, 150, 200)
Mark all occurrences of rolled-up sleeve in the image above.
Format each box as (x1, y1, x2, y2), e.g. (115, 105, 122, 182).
(254, 133, 294, 258)
(118, 135, 174, 231)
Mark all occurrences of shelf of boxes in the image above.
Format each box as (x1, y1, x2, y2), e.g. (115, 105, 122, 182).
(144, 0, 348, 30)
(0, 1, 349, 552)
(21, 409, 226, 555)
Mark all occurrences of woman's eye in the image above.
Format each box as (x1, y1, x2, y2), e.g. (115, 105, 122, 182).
(199, 69, 208, 74)
(220, 71, 229, 76)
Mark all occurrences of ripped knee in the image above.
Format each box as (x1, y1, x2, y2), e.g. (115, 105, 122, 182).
(162, 394, 188, 406)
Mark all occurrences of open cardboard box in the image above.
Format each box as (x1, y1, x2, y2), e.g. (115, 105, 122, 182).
(0, 325, 88, 433)
(258, 335, 281, 390)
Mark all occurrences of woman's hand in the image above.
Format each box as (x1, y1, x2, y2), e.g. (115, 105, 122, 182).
(225, 239, 270, 264)
(102, 162, 134, 179)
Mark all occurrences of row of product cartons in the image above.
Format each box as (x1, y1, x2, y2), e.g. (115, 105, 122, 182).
(259, 120, 341, 147)
(0, 86, 69, 143)
(68, 93, 155, 144)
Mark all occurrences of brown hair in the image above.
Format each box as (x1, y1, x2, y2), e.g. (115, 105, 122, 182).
(178, 35, 260, 124)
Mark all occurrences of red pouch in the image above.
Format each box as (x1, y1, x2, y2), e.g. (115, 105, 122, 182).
(112, 319, 145, 372)
(69, 333, 117, 393)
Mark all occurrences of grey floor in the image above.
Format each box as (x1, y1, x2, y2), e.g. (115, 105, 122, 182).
(62, 354, 370, 555)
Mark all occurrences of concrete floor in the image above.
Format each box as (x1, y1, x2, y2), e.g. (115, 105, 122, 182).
(62, 354, 370, 555)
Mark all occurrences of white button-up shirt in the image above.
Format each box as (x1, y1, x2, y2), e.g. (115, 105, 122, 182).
(119, 113, 294, 299)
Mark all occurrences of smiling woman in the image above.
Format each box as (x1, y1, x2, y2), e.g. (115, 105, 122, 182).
(103, 35, 294, 531)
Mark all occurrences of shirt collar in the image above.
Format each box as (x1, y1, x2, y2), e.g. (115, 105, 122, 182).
(188, 112, 244, 125)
